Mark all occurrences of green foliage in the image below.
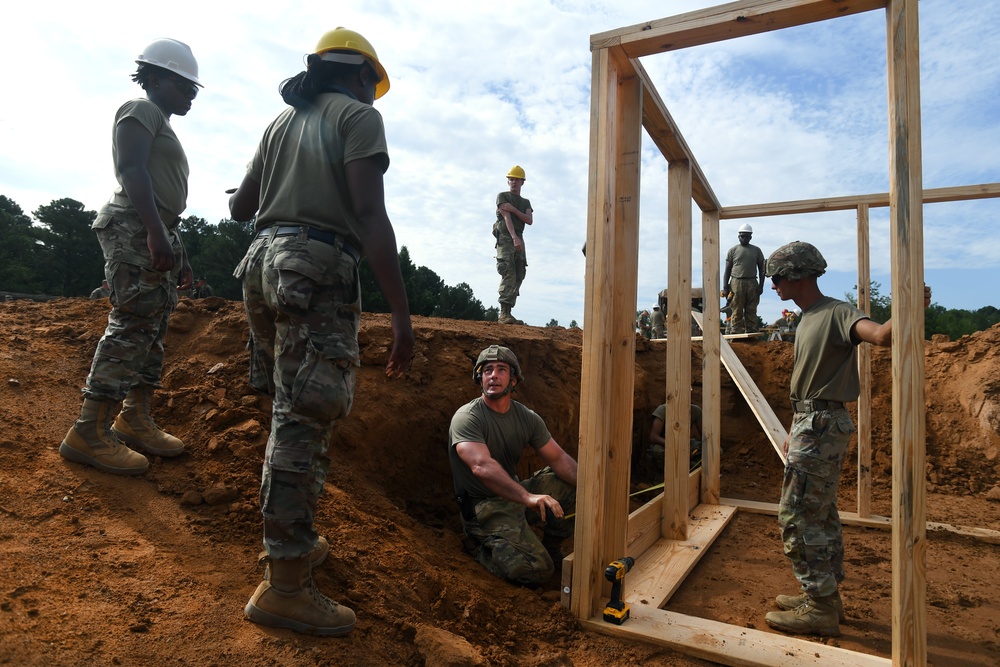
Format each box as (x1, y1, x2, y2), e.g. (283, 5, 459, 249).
(545, 319, 559, 328)
(0, 195, 494, 320)
(0, 196, 42, 293)
(846, 280, 999, 340)
(845, 281, 892, 323)
(359, 245, 493, 321)
(569, 320, 579, 329)
(924, 304, 1000, 340)
(178, 216, 255, 300)
(31, 199, 102, 297)
(434, 283, 491, 320)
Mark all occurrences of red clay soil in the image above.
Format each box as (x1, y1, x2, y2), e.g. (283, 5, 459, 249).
(1, 297, 997, 667)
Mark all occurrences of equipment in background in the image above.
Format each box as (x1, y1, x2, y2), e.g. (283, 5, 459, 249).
(602, 556, 635, 624)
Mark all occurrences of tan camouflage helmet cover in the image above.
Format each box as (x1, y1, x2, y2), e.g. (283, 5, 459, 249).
(473, 345, 523, 384)
(765, 241, 828, 280)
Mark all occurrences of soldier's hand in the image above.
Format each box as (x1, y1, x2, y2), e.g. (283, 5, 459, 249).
(527, 494, 563, 522)
(385, 311, 414, 378)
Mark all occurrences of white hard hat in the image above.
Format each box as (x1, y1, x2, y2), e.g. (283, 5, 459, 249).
(738, 223, 753, 234)
(136, 38, 202, 87)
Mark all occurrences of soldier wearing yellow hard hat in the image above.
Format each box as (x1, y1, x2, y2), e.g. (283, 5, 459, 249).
(228, 27, 412, 637)
(493, 165, 533, 324)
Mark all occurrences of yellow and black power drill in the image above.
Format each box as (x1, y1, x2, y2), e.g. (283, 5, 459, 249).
(602, 556, 635, 624)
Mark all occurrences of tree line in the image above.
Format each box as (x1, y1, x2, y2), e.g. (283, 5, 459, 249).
(845, 281, 999, 341)
(0, 195, 496, 321)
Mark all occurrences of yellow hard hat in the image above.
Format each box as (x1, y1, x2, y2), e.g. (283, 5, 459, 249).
(507, 165, 526, 181)
(314, 27, 389, 99)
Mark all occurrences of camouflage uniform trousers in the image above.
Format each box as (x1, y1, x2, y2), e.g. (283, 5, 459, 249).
(730, 277, 760, 333)
(86, 204, 183, 400)
(495, 238, 526, 307)
(778, 408, 855, 598)
(461, 467, 576, 586)
(234, 228, 361, 560)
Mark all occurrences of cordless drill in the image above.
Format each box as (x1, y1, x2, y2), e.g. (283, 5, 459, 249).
(602, 556, 635, 624)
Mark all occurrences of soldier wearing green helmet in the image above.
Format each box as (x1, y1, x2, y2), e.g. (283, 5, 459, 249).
(763, 241, 930, 637)
(449, 345, 578, 587)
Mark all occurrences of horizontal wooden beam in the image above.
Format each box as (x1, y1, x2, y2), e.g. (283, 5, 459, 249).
(724, 498, 1000, 544)
(582, 606, 890, 667)
(720, 182, 1000, 219)
(591, 0, 886, 59)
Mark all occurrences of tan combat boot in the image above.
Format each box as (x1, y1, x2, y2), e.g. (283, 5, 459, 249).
(498, 304, 516, 324)
(112, 386, 185, 457)
(775, 589, 845, 622)
(60, 398, 149, 475)
(765, 593, 840, 636)
(244, 555, 356, 636)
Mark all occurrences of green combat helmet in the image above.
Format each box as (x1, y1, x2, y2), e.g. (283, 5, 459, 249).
(473, 345, 523, 386)
(765, 241, 828, 281)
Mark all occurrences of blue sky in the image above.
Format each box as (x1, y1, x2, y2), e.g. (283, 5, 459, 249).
(1, 0, 996, 327)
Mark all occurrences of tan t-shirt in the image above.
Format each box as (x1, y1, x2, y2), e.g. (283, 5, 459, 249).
(790, 296, 868, 402)
(111, 98, 189, 217)
(249, 92, 389, 247)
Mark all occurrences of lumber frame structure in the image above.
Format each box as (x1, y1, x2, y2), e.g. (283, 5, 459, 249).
(574, 1, 1000, 665)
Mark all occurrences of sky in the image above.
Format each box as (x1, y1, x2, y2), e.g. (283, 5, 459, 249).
(1, 0, 997, 328)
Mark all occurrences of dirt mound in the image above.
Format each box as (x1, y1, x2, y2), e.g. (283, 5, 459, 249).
(1, 298, 997, 666)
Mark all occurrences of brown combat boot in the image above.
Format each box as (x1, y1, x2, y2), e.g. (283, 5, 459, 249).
(112, 386, 185, 457)
(244, 555, 356, 636)
(775, 589, 845, 622)
(60, 398, 149, 475)
(765, 593, 841, 636)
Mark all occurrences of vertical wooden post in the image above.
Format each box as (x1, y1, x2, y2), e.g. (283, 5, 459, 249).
(856, 204, 873, 518)
(573, 46, 641, 621)
(663, 160, 693, 540)
(701, 210, 721, 505)
(886, 0, 927, 664)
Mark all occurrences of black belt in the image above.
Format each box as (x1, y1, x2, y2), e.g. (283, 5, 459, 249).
(258, 226, 360, 264)
(792, 399, 846, 413)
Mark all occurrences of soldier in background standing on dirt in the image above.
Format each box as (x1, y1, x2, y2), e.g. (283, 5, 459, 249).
(762, 241, 931, 637)
(228, 27, 412, 637)
(449, 345, 577, 587)
(723, 223, 766, 333)
(650, 305, 665, 339)
(494, 166, 533, 325)
(60, 39, 202, 476)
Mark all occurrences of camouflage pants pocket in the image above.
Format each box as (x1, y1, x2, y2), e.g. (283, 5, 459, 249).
(465, 498, 553, 586)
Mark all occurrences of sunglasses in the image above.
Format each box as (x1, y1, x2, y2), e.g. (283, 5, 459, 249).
(167, 74, 199, 98)
(771, 274, 785, 285)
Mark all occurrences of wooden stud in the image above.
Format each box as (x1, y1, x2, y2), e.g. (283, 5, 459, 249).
(573, 45, 643, 622)
(857, 204, 873, 518)
(663, 160, 694, 541)
(886, 0, 927, 664)
(701, 210, 722, 505)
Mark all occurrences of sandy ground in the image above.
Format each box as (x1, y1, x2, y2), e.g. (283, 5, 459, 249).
(0, 297, 997, 667)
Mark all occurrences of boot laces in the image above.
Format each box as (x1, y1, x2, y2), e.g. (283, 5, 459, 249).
(307, 583, 340, 613)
